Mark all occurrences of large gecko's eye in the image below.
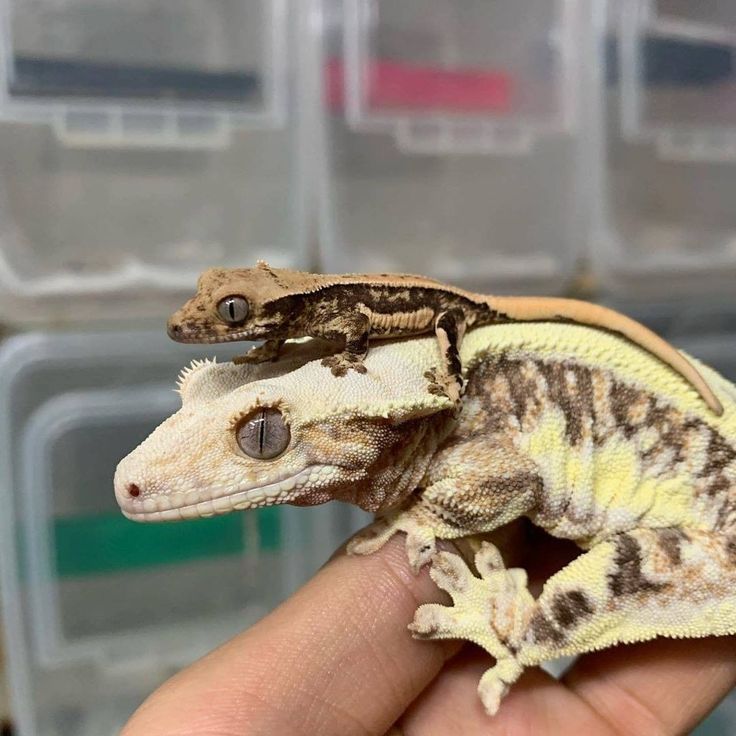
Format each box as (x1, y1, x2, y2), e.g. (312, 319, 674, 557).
(217, 295, 249, 325)
(236, 408, 290, 459)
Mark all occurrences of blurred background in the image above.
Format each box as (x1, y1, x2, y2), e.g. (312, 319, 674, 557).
(0, 0, 733, 733)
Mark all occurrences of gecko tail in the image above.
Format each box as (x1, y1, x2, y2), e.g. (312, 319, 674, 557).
(486, 295, 724, 416)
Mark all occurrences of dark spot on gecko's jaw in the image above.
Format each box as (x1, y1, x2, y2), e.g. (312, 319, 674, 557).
(127, 483, 141, 498)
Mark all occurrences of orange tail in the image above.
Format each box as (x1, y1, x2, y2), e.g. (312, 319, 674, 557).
(487, 296, 723, 416)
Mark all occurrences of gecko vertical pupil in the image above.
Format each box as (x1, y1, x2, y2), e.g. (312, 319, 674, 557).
(217, 295, 249, 325)
(236, 408, 290, 459)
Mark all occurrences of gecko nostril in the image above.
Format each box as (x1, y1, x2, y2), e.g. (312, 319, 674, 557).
(127, 483, 141, 498)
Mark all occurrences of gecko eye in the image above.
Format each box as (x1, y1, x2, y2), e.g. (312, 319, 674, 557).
(217, 295, 249, 325)
(236, 408, 290, 459)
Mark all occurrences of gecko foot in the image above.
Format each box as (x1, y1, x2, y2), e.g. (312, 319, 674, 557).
(409, 543, 533, 715)
(233, 342, 281, 365)
(321, 353, 368, 377)
(347, 510, 437, 573)
(424, 368, 462, 406)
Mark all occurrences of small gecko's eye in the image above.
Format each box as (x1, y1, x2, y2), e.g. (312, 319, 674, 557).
(217, 295, 249, 325)
(236, 408, 290, 460)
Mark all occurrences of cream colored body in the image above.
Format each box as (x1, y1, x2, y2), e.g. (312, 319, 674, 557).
(116, 325, 736, 715)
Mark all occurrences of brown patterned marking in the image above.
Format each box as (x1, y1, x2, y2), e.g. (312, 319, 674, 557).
(608, 380, 642, 441)
(700, 429, 736, 478)
(572, 364, 597, 432)
(498, 357, 540, 423)
(706, 475, 731, 499)
(528, 610, 564, 645)
(551, 590, 594, 629)
(537, 362, 583, 445)
(608, 533, 667, 597)
(726, 536, 736, 566)
(644, 400, 691, 465)
(657, 528, 689, 566)
(536, 360, 597, 446)
(444, 473, 543, 529)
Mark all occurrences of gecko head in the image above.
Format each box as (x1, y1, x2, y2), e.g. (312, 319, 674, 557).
(115, 341, 453, 521)
(167, 262, 300, 344)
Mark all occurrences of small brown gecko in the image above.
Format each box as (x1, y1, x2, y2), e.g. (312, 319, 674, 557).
(167, 261, 723, 414)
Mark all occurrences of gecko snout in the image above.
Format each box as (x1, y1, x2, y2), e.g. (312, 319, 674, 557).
(167, 321, 182, 339)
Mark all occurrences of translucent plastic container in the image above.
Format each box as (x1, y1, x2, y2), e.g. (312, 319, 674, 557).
(596, 0, 736, 296)
(0, 331, 366, 736)
(0, 0, 307, 324)
(315, 0, 592, 293)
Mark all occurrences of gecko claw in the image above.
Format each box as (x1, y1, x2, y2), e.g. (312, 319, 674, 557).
(321, 353, 368, 377)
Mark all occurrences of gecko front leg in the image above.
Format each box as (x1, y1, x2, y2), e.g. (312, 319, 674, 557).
(347, 493, 486, 574)
(410, 543, 534, 714)
(320, 309, 371, 377)
(232, 339, 284, 365)
(349, 440, 540, 572)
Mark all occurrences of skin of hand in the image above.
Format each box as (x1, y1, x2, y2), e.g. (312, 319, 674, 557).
(121, 524, 736, 736)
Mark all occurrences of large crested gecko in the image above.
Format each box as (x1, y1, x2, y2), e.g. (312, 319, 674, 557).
(166, 262, 723, 413)
(115, 325, 736, 715)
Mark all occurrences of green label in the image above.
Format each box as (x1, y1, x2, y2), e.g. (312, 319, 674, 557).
(54, 507, 281, 577)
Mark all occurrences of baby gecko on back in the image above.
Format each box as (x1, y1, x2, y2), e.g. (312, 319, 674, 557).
(166, 261, 723, 413)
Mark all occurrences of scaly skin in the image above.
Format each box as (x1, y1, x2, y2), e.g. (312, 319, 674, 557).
(115, 324, 736, 715)
(166, 262, 723, 414)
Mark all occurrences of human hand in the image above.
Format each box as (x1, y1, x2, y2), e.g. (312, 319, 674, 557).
(121, 528, 736, 735)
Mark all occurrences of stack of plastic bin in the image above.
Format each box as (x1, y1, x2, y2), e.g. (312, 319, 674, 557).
(0, 1, 367, 734)
(596, 0, 736, 298)
(0, 332, 367, 735)
(0, 0, 308, 323)
(316, 0, 593, 293)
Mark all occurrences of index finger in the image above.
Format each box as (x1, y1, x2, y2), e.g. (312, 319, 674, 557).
(121, 537, 458, 736)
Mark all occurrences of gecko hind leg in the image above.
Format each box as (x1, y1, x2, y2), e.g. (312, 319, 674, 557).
(426, 309, 467, 405)
(411, 527, 736, 715)
(347, 498, 477, 573)
(518, 527, 736, 668)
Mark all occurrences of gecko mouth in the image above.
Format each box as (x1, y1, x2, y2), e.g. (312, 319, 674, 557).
(167, 325, 253, 344)
(119, 465, 336, 522)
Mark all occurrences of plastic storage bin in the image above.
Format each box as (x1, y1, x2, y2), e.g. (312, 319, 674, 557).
(0, 331, 366, 736)
(0, 0, 307, 324)
(596, 0, 736, 296)
(316, 0, 592, 292)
